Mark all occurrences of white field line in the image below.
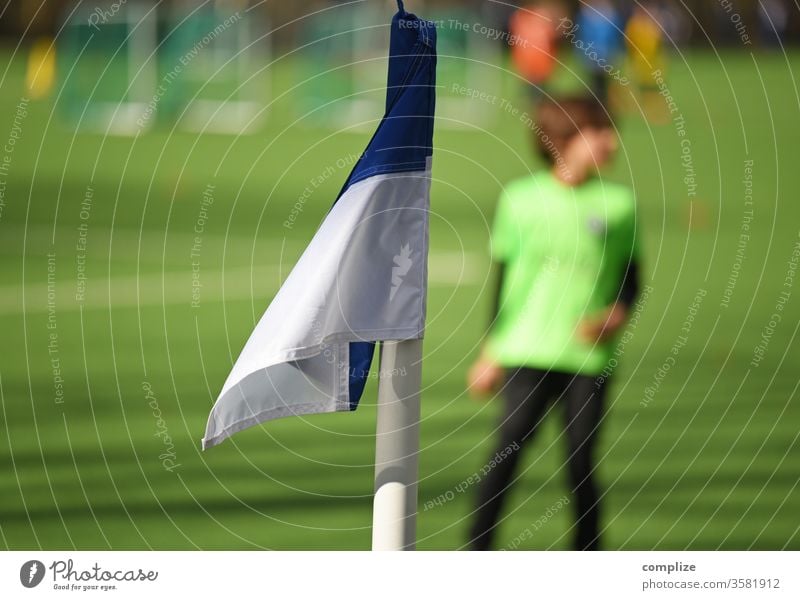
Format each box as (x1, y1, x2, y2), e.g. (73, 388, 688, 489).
(1, 251, 482, 315)
(0, 225, 299, 254)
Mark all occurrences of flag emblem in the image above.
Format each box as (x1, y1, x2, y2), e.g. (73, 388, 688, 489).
(391, 243, 414, 301)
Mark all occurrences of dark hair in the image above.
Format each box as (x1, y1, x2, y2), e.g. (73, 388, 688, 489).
(533, 96, 613, 165)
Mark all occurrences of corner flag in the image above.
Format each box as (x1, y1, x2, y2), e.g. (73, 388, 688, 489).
(202, 1, 436, 450)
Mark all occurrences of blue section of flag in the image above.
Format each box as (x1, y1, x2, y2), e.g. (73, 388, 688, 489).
(341, 2, 437, 410)
(337, 4, 436, 195)
(348, 342, 376, 410)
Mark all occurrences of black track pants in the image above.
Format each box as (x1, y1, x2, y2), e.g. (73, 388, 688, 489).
(468, 367, 607, 551)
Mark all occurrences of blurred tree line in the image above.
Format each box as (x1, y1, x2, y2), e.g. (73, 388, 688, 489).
(0, 0, 796, 47)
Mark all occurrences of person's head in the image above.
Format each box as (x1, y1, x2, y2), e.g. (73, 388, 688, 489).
(534, 96, 617, 184)
(525, 0, 567, 23)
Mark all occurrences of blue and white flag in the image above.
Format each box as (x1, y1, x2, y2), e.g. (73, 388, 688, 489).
(202, 1, 436, 449)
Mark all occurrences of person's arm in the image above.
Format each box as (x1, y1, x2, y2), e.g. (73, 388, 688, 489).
(467, 261, 506, 397)
(578, 257, 641, 343)
(488, 261, 507, 331)
(469, 186, 514, 398)
(618, 257, 640, 309)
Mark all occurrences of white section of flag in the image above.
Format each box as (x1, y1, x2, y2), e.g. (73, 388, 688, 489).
(202, 160, 432, 449)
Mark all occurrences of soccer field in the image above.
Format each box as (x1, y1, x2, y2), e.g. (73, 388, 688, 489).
(1, 46, 799, 550)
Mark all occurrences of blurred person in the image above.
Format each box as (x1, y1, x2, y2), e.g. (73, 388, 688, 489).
(758, 0, 789, 46)
(466, 96, 640, 551)
(25, 36, 56, 99)
(651, 0, 690, 46)
(625, 2, 668, 123)
(508, 2, 567, 100)
(570, 0, 624, 106)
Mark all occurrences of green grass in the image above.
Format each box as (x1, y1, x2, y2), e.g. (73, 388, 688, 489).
(1, 43, 799, 550)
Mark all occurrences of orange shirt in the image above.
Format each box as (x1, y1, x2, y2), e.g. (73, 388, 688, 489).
(509, 8, 558, 84)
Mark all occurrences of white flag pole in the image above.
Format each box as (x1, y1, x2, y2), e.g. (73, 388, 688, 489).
(371, 338, 422, 550)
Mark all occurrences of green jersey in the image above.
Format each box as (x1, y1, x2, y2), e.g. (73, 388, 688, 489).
(486, 171, 638, 375)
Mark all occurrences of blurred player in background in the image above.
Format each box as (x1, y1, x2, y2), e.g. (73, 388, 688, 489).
(508, 2, 566, 100)
(467, 96, 640, 551)
(625, 2, 668, 123)
(573, 0, 624, 106)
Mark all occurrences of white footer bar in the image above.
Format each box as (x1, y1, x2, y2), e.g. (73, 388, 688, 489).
(1, 551, 796, 599)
